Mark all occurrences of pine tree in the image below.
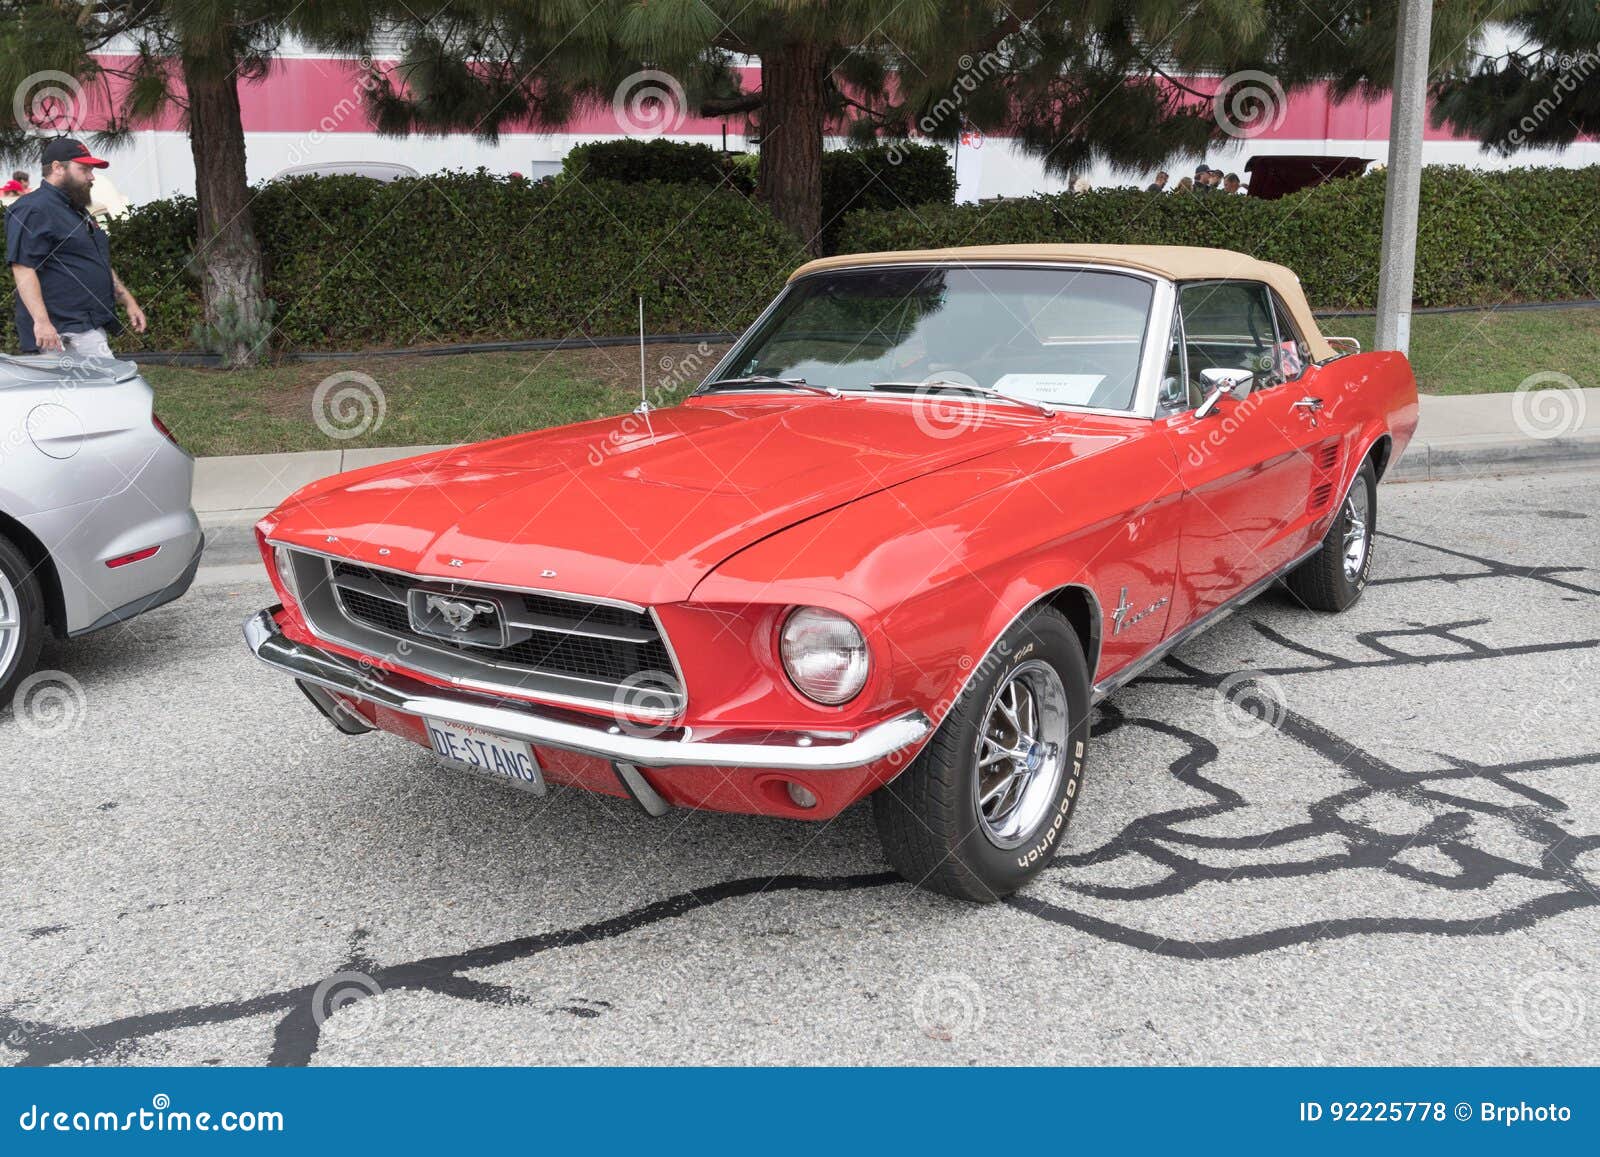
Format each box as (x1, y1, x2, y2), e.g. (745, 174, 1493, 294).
(1431, 2, 1600, 153)
(357, 2, 1514, 254)
(1, 2, 370, 366)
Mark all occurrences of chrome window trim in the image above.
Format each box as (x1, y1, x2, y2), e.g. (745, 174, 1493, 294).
(698, 262, 1175, 421)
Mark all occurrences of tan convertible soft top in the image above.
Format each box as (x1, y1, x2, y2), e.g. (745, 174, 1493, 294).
(790, 244, 1333, 362)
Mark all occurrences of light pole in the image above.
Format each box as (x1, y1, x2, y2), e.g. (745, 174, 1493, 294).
(1374, 0, 1435, 354)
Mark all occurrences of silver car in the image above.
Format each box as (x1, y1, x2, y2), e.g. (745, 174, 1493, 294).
(0, 353, 202, 702)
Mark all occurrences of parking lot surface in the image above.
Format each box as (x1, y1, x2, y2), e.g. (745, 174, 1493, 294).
(3, 468, 1597, 1066)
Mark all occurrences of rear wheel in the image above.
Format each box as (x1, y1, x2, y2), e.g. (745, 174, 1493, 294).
(0, 535, 46, 709)
(872, 606, 1091, 902)
(1284, 459, 1376, 612)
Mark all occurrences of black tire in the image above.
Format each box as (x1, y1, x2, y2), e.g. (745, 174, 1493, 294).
(1283, 459, 1377, 613)
(0, 534, 46, 709)
(872, 606, 1091, 902)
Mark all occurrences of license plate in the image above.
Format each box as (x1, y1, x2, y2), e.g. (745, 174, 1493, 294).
(423, 718, 545, 795)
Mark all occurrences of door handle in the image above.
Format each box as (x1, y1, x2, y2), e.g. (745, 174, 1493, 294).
(1291, 396, 1323, 426)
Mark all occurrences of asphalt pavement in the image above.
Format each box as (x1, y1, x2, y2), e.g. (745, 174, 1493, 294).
(2, 469, 1597, 1066)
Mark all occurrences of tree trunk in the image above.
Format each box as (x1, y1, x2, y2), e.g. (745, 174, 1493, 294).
(758, 42, 828, 253)
(181, 44, 269, 367)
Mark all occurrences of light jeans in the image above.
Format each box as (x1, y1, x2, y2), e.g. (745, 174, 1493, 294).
(59, 327, 114, 359)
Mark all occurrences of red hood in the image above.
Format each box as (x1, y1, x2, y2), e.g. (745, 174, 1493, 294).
(267, 396, 1043, 605)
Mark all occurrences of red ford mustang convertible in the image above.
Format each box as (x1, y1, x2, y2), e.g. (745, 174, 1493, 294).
(246, 244, 1418, 901)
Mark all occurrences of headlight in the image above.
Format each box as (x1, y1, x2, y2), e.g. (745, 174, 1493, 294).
(272, 545, 301, 605)
(780, 607, 869, 704)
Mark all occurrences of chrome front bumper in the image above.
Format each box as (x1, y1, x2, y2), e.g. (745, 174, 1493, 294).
(244, 608, 932, 771)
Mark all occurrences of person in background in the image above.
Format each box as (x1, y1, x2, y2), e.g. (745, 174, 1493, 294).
(6, 138, 145, 358)
(1192, 163, 1211, 192)
(1175, 176, 1195, 193)
(0, 171, 29, 204)
(1146, 171, 1169, 193)
(1223, 172, 1245, 195)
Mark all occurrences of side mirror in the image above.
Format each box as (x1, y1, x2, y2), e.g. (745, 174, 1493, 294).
(1325, 336, 1362, 356)
(1193, 369, 1250, 419)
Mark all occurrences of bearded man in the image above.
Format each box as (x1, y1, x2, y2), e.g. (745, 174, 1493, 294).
(6, 138, 146, 358)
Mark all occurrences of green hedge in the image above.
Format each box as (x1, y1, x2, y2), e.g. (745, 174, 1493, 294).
(562, 139, 957, 248)
(5, 163, 1594, 355)
(834, 165, 1600, 309)
(0, 170, 802, 353)
(562, 138, 749, 190)
(820, 143, 956, 248)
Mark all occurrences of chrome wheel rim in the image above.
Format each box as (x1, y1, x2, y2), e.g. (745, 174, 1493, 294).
(0, 568, 19, 685)
(973, 659, 1070, 849)
(1342, 482, 1371, 582)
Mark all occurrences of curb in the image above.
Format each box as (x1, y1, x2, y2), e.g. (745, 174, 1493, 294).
(1387, 433, 1600, 482)
(193, 445, 453, 515)
(192, 433, 1600, 515)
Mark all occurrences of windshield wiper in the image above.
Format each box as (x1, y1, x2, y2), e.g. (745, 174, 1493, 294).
(864, 379, 1055, 416)
(701, 375, 841, 398)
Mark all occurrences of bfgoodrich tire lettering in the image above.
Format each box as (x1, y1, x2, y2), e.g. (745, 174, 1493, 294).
(872, 606, 1091, 902)
(0, 534, 46, 709)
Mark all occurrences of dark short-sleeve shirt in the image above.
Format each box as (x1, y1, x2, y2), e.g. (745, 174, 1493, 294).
(5, 182, 120, 352)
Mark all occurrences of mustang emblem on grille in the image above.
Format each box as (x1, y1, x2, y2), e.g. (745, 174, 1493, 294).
(424, 594, 497, 632)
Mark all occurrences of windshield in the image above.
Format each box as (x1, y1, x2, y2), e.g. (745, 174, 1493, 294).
(710, 266, 1155, 411)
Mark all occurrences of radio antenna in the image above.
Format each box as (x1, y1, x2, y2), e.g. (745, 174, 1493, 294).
(635, 297, 652, 417)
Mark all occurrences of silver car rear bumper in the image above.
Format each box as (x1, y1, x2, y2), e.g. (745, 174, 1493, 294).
(244, 607, 932, 770)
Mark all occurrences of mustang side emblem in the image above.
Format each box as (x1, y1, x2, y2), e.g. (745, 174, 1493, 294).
(1112, 585, 1169, 635)
(424, 594, 496, 632)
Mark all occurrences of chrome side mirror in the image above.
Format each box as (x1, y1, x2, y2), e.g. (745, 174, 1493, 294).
(1193, 371, 1249, 419)
(1325, 336, 1362, 356)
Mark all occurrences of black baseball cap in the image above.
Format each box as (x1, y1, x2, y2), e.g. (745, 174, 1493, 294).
(42, 137, 109, 169)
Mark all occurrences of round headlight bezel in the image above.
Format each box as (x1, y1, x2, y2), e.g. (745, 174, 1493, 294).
(271, 544, 301, 605)
(779, 606, 870, 706)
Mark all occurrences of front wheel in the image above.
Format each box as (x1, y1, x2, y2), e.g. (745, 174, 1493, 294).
(0, 534, 46, 709)
(872, 606, 1091, 902)
(1284, 459, 1376, 612)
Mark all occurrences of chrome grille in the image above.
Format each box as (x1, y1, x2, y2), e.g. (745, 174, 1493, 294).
(280, 549, 685, 718)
